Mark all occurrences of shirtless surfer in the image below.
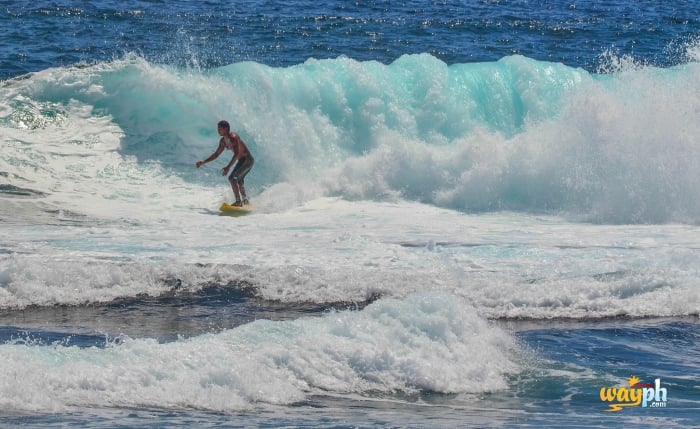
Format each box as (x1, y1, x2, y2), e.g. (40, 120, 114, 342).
(196, 120, 254, 206)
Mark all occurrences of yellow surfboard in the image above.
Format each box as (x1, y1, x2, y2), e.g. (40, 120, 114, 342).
(219, 203, 253, 213)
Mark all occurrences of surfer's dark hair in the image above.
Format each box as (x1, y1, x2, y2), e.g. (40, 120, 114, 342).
(217, 120, 230, 131)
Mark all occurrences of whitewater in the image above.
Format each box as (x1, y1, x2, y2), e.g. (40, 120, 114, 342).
(3, 53, 700, 308)
(1, 3, 700, 426)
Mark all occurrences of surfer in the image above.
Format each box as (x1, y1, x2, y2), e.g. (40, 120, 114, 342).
(196, 120, 254, 206)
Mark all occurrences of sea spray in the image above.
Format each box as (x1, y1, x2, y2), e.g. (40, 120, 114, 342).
(2, 53, 700, 222)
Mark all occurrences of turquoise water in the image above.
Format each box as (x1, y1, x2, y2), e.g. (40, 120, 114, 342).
(1, 1, 699, 427)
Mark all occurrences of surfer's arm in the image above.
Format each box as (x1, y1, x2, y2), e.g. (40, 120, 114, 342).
(196, 142, 225, 168)
(221, 155, 238, 177)
(223, 152, 239, 170)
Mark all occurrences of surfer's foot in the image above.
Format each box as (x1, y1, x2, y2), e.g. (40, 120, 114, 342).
(242, 198, 250, 205)
(232, 201, 243, 207)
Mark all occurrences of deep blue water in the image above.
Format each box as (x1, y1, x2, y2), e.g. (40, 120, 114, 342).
(2, 0, 699, 80)
(1, 0, 700, 427)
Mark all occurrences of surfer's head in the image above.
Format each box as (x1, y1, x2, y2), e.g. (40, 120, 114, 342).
(217, 120, 230, 132)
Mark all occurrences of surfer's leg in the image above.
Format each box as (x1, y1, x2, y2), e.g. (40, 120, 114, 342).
(232, 157, 253, 180)
(231, 184, 242, 204)
(231, 156, 253, 204)
(239, 183, 248, 204)
(228, 171, 242, 204)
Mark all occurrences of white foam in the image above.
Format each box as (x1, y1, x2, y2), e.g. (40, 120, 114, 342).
(5, 55, 700, 226)
(2, 59, 700, 318)
(2, 198, 699, 319)
(0, 293, 519, 412)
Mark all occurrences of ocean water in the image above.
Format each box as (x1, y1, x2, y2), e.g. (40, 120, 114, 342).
(1, 1, 699, 427)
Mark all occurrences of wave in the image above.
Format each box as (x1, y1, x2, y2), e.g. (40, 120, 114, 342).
(2, 250, 698, 319)
(0, 293, 519, 412)
(2, 51, 700, 223)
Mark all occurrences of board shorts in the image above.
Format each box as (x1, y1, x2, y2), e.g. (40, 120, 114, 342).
(229, 155, 254, 185)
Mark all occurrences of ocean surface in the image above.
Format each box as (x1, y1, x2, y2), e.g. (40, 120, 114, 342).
(1, 1, 699, 427)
